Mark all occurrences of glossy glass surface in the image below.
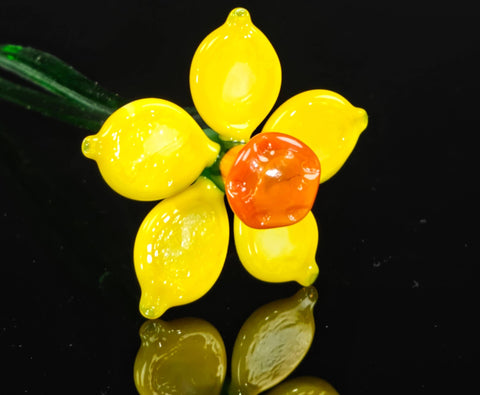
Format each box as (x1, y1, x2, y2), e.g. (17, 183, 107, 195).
(219, 144, 245, 181)
(230, 287, 318, 395)
(266, 376, 339, 395)
(225, 132, 320, 229)
(133, 177, 229, 319)
(134, 318, 227, 395)
(82, 98, 220, 201)
(263, 90, 368, 183)
(2, 2, 474, 394)
(0, 45, 125, 131)
(190, 8, 281, 141)
(234, 212, 319, 286)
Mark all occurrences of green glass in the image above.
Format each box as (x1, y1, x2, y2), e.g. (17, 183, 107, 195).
(0, 45, 125, 112)
(0, 45, 125, 130)
(0, 75, 109, 131)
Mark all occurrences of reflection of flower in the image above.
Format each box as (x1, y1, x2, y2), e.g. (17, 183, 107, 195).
(134, 286, 339, 395)
(77, 7, 368, 319)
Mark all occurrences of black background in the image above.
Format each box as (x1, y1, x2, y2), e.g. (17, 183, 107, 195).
(0, 1, 477, 394)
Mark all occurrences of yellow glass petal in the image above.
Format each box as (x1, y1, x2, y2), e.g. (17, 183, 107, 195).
(133, 177, 229, 319)
(190, 8, 281, 142)
(266, 376, 339, 395)
(230, 287, 318, 395)
(134, 318, 227, 395)
(262, 89, 368, 183)
(234, 212, 319, 286)
(82, 98, 220, 201)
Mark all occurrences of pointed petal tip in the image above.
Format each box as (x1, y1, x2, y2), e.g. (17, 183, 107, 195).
(227, 8, 251, 24)
(355, 107, 369, 135)
(81, 135, 98, 159)
(139, 294, 169, 320)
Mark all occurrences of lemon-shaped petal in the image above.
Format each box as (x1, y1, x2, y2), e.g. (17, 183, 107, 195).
(133, 177, 229, 319)
(263, 89, 368, 183)
(234, 212, 319, 286)
(190, 8, 281, 141)
(266, 376, 339, 395)
(82, 98, 220, 201)
(230, 287, 318, 395)
(134, 318, 227, 395)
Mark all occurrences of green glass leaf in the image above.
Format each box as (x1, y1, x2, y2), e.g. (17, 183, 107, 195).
(0, 44, 126, 115)
(0, 75, 107, 131)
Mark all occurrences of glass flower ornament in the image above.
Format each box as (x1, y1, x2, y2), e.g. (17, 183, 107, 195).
(76, 7, 369, 318)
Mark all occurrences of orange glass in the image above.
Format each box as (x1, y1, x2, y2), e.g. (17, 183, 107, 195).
(225, 132, 320, 229)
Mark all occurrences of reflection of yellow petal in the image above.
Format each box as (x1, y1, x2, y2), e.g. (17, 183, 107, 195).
(230, 287, 318, 395)
(82, 98, 220, 201)
(133, 177, 229, 319)
(263, 89, 368, 183)
(134, 318, 227, 395)
(266, 376, 339, 395)
(190, 8, 281, 142)
(234, 212, 319, 286)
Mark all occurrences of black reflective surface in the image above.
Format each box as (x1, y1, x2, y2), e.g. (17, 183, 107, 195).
(0, 1, 476, 394)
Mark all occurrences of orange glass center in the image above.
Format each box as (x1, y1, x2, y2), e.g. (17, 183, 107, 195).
(225, 132, 321, 229)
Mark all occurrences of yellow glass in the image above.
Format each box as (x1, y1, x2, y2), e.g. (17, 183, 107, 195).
(81, 98, 220, 201)
(133, 177, 229, 319)
(234, 212, 319, 286)
(134, 318, 227, 395)
(266, 376, 339, 395)
(263, 89, 368, 183)
(190, 8, 281, 141)
(230, 287, 318, 395)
